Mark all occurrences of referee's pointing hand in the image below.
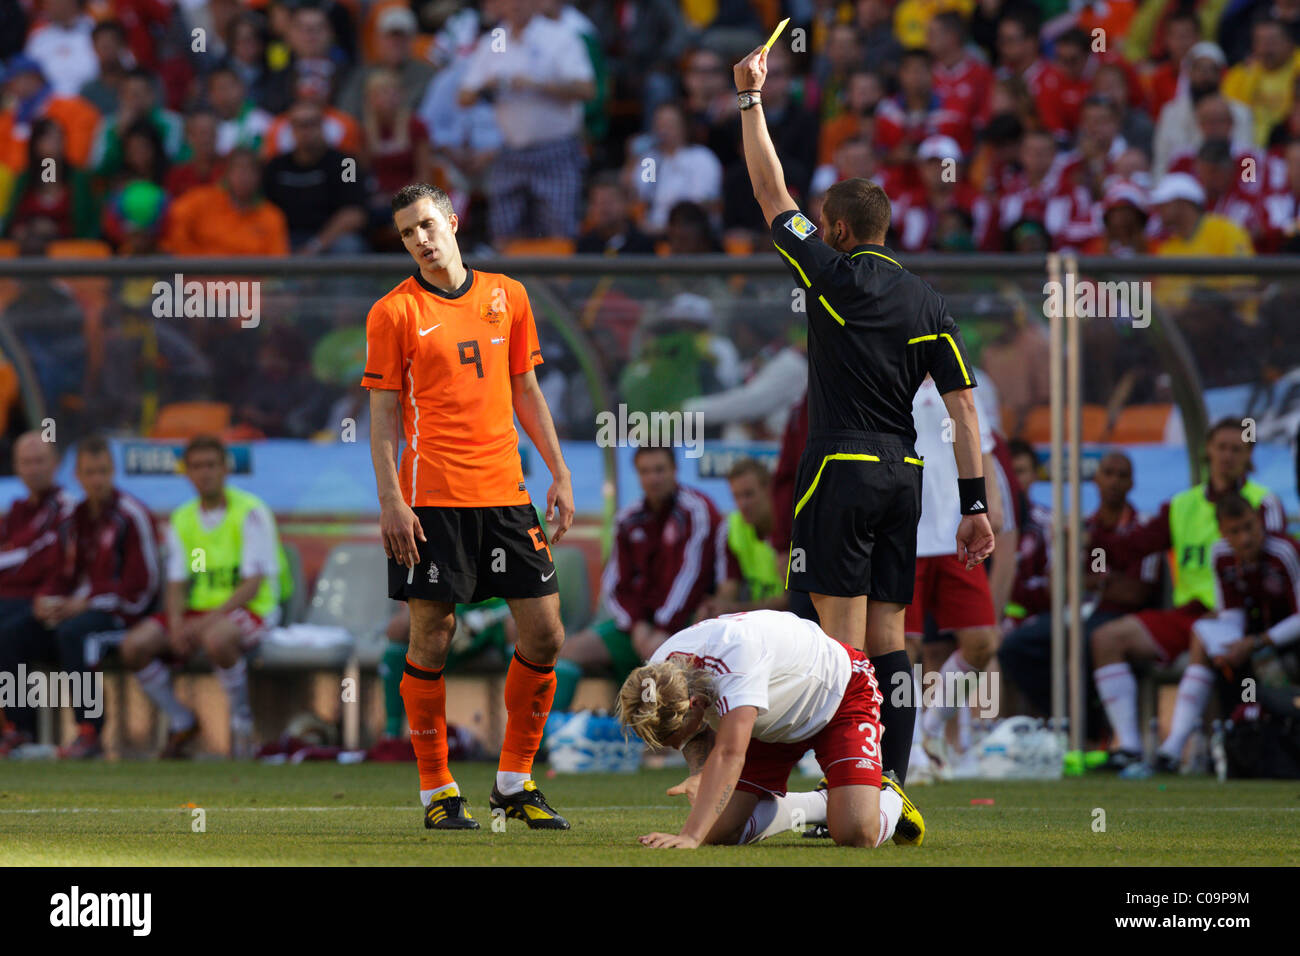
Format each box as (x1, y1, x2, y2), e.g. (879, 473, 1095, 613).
(956, 513, 995, 570)
(381, 497, 426, 569)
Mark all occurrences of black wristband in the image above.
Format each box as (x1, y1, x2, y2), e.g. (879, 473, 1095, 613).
(738, 88, 762, 94)
(958, 477, 988, 516)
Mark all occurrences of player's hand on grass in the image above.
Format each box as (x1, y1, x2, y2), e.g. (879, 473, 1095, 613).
(956, 514, 995, 570)
(667, 773, 701, 805)
(546, 472, 575, 543)
(381, 498, 425, 568)
(638, 831, 700, 849)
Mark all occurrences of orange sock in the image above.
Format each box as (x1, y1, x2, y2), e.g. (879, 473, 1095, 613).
(400, 657, 453, 792)
(499, 649, 556, 775)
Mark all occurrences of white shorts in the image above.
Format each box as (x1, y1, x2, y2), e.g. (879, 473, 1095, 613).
(1191, 609, 1247, 657)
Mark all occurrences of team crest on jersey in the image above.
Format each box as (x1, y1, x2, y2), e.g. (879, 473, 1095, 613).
(785, 213, 817, 240)
(480, 303, 505, 326)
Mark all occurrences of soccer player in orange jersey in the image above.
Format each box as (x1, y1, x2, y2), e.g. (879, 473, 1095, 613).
(362, 183, 575, 831)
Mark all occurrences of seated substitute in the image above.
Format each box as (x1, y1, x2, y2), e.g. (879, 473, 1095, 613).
(695, 456, 788, 619)
(616, 609, 924, 849)
(121, 436, 286, 759)
(1133, 494, 1300, 776)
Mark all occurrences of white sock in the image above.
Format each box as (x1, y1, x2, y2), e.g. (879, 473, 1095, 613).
(1094, 662, 1141, 753)
(496, 771, 531, 796)
(912, 674, 926, 744)
(136, 660, 194, 732)
(738, 790, 828, 844)
(875, 786, 902, 847)
(421, 782, 459, 806)
(1159, 664, 1215, 761)
(215, 658, 251, 724)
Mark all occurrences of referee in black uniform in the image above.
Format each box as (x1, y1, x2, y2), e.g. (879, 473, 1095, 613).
(734, 44, 995, 784)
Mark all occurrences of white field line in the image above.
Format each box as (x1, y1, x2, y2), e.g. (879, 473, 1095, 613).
(0, 805, 1297, 814)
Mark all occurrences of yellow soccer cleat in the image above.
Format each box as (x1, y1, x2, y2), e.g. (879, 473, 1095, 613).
(882, 769, 925, 846)
(488, 780, 571, 830)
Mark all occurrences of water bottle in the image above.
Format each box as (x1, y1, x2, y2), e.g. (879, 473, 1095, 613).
(1210, 719, 1227, 783)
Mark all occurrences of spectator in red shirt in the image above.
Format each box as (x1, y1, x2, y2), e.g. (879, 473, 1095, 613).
(551, 445, 721, 712)
(0, 436, 159, 758)
(163, 110, 226, 198)
(1141, 10, 1200, 118)
(875, 48, 972, 163)
(1191, 137, 1268, 237)
(929, 11, 994, 130)
(1051, 28, 1095, 134)
(995, 9, 1069, 137)
(1261, 137, 1300, 249)
(1141, 494, 1300, 775)
(359, 67, 433, 249)
(892, 134, 990, 251)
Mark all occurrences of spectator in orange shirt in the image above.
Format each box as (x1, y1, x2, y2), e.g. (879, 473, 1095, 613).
(162, 148, 289, 256)
(0, 55, 100, 172)
(818, 69, 884, 167)
(995, 10, 1069, 137)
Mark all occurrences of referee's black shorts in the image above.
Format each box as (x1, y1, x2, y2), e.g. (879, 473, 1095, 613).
(785, 431, 923, 603)
(388, 504, 559, 605)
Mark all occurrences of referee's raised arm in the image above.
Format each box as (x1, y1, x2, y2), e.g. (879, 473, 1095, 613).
(734, 46, 799, 228)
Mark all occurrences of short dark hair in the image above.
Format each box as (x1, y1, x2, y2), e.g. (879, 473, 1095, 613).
(1002, 9, 1042, 42)
(1055, 27, 1090, 53)
(823, 179, 892, 244)
(392, 183, 455, 220)
(931, 11, 967, 41)
(1197, 137, 1233, 164)
(632, 445, 676, 468)
(92, 19, 126, 41)
(183, 434, 227, 464)
(1007, 438, 1038, 465)
(1215, 492, 1256, 524)
(727, 457, 771, 484)
(1207, 416, 1247, 442)
(900, 47, 933, 69)
(77, 435, 112, 462)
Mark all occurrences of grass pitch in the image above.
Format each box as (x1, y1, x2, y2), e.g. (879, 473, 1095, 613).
(2, 760, 1298, 866)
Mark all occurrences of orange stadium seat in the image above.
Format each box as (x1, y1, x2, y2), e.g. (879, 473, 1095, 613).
(0, 239, 18, 258)
(501, 237, 576, 257)
(1019, 403, 1109, 443)
(1108, 403, 1173, 444)
(46, 239, 112, 258)
(150, 401, 233, 439)
(723, 234, 754, 256)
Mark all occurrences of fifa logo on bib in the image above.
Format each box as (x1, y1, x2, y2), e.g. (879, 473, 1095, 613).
(428, 563, 439, 584)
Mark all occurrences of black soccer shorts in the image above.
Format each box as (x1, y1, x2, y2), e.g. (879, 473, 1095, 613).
(388, 504, 559, 605)
(785, 432, 923, 603)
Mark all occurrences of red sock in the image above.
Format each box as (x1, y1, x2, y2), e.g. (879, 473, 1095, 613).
(400, 656, 453, 791)
(499, 649, 556, 775)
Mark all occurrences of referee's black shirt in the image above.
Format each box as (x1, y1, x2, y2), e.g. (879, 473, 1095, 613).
(770, 208, 976, 445)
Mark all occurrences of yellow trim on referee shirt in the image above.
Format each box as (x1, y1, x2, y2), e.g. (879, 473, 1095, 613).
(818, 294, 846, 326)
(773, 243, 810, 287)
(904, 457, 924, 466)
(850, 249, 903, 268)
(907, 333, 972, 386)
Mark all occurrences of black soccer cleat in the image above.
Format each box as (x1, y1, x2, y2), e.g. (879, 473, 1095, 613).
(424, 792, 481, 830)
(489, 780, 571, 830)
(882, 769, 925, 846)
(1098, 748, 1144, 772)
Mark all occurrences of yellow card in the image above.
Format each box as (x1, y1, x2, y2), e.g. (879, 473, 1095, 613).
(763, 17, 790, 51)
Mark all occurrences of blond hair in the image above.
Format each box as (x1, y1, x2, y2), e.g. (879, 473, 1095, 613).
(616, 659, 717, 750)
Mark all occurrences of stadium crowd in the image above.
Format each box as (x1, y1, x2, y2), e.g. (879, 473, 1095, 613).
(3, 0, 1300, 255)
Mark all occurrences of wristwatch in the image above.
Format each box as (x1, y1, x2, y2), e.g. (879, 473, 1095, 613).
(738, 90, 762, 110)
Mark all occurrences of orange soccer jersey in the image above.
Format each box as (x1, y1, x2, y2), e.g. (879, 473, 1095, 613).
(360, 268, 543, 508)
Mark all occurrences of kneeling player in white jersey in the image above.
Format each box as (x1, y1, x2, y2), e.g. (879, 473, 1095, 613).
(616, 610, 924, 849)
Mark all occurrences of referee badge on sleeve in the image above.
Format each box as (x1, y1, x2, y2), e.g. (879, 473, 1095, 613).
(785, 213, 817, 240)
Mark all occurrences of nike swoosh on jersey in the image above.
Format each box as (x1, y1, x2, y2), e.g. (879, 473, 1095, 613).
(541, 570, 556, 582)
(418, 324, 442, 337)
